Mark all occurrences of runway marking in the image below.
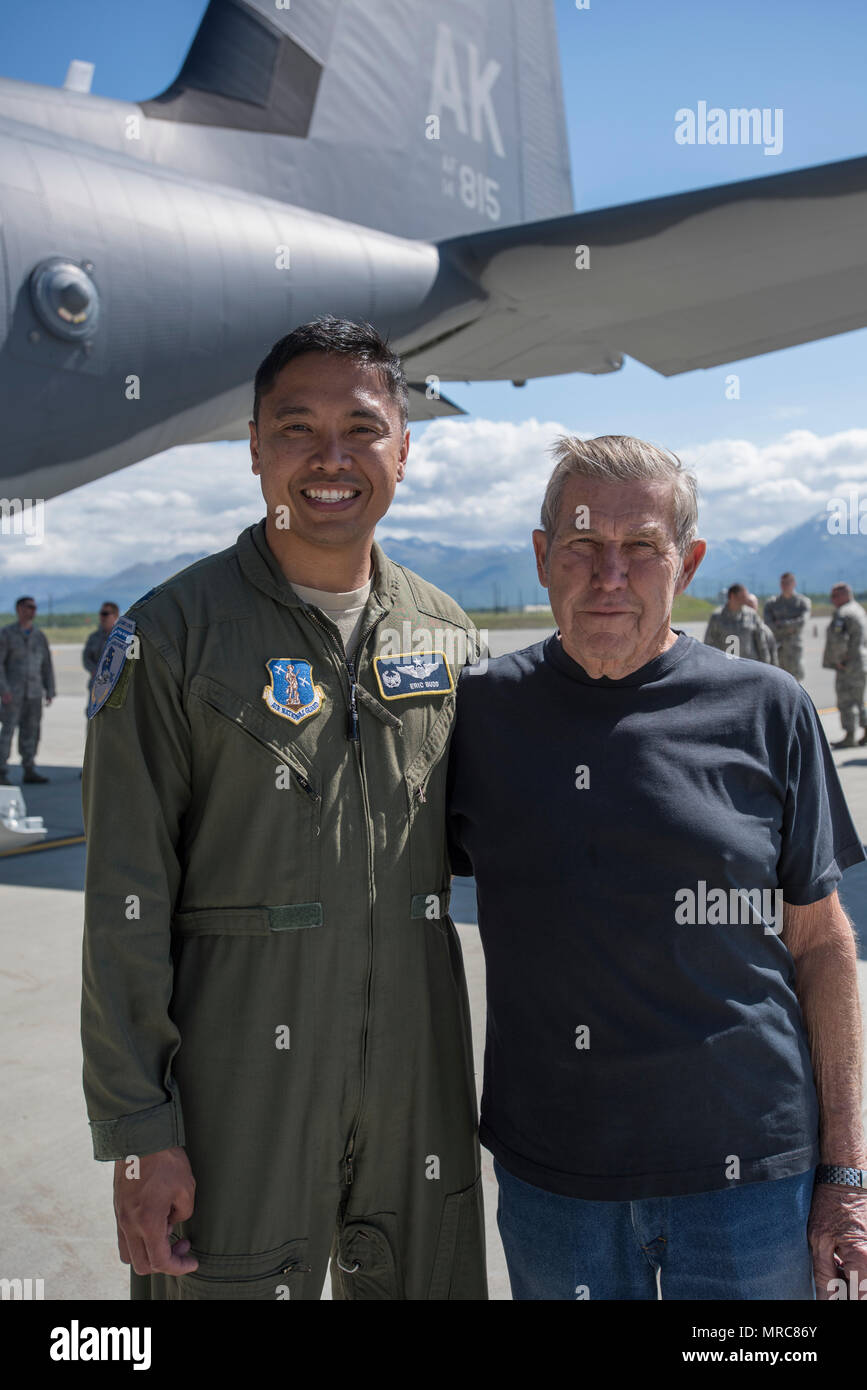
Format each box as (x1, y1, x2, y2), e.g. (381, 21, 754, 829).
(0, 833, 85, 859)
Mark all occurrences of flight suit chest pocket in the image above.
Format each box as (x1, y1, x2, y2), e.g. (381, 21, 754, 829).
(405, 692, 455, 917)
(186, 673, 322, 904)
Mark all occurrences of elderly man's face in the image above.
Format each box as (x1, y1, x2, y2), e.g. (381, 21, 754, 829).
(533, 476, 704, 679)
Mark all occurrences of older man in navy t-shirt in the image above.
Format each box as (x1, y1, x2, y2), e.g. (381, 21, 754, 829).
(448, 434, 867, 1301)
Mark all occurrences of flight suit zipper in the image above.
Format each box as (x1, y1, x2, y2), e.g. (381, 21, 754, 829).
(346, 657, 360, 742)
(301, 605, 382, 1190)
(292, 768, 318, 800)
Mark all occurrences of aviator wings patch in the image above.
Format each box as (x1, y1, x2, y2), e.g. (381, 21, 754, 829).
(373, 651, 454, 700)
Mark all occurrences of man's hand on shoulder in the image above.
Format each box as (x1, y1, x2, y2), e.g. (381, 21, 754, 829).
(113, 1145, 198, 1277)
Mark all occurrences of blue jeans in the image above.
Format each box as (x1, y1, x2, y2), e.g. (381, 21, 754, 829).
(494, 1159, 816, 1300)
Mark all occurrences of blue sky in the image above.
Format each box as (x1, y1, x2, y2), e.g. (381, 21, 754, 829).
(2, 0, 866, 579)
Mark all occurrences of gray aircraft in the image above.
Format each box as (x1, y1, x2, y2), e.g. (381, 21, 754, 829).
(2, 0, 867, 501)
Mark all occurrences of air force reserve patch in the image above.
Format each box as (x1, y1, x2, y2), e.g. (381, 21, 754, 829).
(262, 658, 325, 724)
(373, 651, 454, 700)
(87, 616, 137, 719)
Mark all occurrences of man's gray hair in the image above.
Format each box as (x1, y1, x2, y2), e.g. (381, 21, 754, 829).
(540, 435, 699, 556)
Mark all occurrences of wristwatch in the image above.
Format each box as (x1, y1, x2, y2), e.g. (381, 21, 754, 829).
(815, 1164, 867, 1189)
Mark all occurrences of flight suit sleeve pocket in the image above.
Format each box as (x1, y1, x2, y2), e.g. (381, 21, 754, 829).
(170, 1236, 311, 1300)
(427, 1175, 487, 1300)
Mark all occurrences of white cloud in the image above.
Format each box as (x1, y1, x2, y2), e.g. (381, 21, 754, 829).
(382, 417, 565, 546)
(683, 428, 867, 543)
(2, 423, 866, 580)
(0, 442, 262, 579)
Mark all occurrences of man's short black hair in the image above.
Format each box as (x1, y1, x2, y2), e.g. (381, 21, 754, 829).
(252, 316, 409, 430)
(15, 596, 36, 608)
(727, 583, 746, 599)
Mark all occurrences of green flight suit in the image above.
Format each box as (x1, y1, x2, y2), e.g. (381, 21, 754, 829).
(81, 519, 487, 1301)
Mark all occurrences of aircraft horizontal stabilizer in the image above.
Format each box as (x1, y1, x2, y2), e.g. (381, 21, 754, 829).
(406, 384, 467, 421)
(172, 384, 465, 450)
(405, 154, 867, 380)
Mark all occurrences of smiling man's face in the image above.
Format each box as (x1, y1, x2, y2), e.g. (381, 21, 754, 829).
(249, 352, 409, 554)
(533, 475, 704, 679)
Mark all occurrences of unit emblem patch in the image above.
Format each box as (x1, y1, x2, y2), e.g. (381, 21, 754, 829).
(262, 658, 325, 724)
(87, 616, 138, 719)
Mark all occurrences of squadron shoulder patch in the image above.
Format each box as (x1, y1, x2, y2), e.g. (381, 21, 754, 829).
(262, 658, 325, 724)
(87, 616, 137, 719)
(373, 651, 454, 700)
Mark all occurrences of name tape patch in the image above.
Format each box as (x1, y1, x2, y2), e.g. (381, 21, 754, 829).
(373, 651, 454, 700)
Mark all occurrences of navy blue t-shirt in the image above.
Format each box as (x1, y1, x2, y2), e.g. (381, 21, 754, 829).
(447, 631, 865, 1200)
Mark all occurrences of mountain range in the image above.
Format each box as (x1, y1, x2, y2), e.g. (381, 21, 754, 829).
(2, 511, 865, 613)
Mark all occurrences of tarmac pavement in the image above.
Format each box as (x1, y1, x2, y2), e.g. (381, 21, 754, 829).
(1, 624, 866, 1301)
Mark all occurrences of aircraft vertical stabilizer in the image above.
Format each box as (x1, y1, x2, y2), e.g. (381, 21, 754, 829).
(139, 0, 574, 238)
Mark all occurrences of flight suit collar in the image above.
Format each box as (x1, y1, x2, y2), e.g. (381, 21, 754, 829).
(237, 517, 399, 615)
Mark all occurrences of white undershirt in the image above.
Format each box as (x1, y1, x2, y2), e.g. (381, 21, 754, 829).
(290, 577, 374, 663)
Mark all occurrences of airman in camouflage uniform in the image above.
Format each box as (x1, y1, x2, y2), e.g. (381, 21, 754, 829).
(82, 603, 119, 710)
(764, 573, 811, 681)
(822, 582, 867, 748)
(745, 592, 778, 666)
(704, 584, 773, 664)
(0, 596, 55, 784)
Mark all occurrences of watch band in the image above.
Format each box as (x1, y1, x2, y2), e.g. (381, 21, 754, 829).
(815, 1164, 867, 1189)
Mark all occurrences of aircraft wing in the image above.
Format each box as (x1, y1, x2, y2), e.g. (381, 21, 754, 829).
(404, 155, 867, 380)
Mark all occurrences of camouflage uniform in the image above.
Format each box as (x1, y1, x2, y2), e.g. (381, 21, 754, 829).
(0, 623, 55, 775)
(764, 593, 811, 681)
(83, 628, 110, 693)
(703, 606, 773, 664)
(759, 619, 778, 666)
(823, 599, 867, 737)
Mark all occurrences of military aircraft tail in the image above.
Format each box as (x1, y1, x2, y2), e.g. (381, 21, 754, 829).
(140, 0, 574, 239)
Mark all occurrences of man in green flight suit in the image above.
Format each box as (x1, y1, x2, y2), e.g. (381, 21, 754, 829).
(81, 317, 487, 1301)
